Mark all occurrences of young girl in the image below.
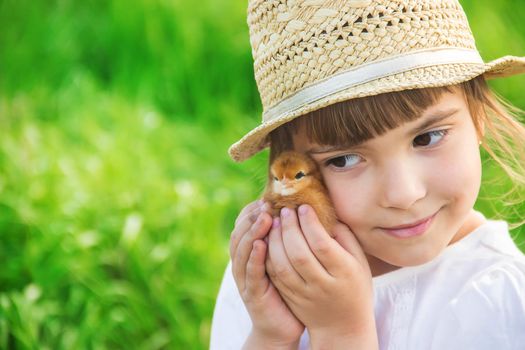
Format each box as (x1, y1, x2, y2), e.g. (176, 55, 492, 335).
(212, 0, 525, 349)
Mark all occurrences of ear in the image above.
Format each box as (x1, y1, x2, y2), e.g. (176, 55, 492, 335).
(478, 119, 486, 146)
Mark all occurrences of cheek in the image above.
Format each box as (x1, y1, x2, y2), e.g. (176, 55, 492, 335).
(427, 143, 481, 205)
(324, 175, 372, 228)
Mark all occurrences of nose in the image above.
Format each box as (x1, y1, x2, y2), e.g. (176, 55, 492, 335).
(378, 159, 426, 210)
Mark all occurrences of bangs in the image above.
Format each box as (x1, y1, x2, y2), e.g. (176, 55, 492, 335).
(269, 83, 458, 158)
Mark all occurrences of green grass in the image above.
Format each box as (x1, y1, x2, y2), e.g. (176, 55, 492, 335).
(0, 0, 524, 348)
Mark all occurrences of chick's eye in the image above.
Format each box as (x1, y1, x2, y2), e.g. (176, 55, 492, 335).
(326, 154, 361, 169)
(295, 171, 305, 180)
(413, 129, 448, 147)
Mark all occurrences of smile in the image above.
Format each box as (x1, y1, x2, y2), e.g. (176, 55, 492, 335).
(379, 211, 439, 239)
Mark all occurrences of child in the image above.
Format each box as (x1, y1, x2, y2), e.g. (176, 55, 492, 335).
(211, 0, 525, 349)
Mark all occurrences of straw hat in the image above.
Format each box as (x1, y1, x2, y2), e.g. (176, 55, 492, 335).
(229, 0, 525, 162)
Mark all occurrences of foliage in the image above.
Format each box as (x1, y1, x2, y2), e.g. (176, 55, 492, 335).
(0, 0, 524, 348)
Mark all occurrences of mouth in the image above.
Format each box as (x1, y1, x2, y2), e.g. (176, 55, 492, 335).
(379, 210, 439, 239)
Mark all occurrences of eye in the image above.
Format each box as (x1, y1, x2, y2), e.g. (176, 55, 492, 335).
(295, 171, 305, 180)
(325, 154, 362, 170)
(413, 129, 449, 147)
(273, 176, 278, 181)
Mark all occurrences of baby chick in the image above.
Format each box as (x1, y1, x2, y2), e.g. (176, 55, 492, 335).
(263, 150, 337, 237)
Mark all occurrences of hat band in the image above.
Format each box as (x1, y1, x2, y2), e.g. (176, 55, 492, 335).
(263, 47, 484, 123)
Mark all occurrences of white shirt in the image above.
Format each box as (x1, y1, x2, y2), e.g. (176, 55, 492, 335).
(210, 219, 525, 350)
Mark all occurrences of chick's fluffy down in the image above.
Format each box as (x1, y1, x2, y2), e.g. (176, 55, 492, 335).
(264, 151, 337, 236)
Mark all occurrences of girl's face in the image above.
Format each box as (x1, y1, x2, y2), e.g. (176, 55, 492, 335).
(292, 90, 484, 275)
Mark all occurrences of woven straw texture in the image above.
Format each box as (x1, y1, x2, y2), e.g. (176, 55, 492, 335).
(229, 0, 525, 162)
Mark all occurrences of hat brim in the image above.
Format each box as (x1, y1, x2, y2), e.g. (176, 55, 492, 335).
(229, 55, 525, 162)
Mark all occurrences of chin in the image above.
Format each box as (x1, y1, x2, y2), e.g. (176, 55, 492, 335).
(387, 246, 443, 267)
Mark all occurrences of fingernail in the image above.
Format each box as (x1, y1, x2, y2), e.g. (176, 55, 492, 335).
(298, 204, 308, 216)
(281, 207, 291, 218)
(261, 202, 270, 212)
(272, 217, 280, 228)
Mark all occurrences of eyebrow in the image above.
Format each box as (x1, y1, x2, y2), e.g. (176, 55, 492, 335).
(409, 107, 460, 136)
(306, 107, 460, 155)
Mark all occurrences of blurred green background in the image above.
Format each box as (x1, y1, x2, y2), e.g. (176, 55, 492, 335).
(0, 0, 524, 348)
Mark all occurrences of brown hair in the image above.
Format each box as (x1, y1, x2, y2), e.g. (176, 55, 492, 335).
(269, 75, 525, 226)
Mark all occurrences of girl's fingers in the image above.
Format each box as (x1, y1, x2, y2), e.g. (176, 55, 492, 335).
(266, 216, 305, 289)
(296, 204, 350, 275)
(230, 200, 261, 258)
(230, 201, 270, 259)
(232, 211, 272, 292)
(235, 199, 262, 227)
(279, 208, 327, 282)
(332, 221, 370, 270)
(245, 240, 269, 298)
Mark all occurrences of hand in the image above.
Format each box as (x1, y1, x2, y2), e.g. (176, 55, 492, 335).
(265, 204, 378, 349)
(230, 200, 305, 349)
